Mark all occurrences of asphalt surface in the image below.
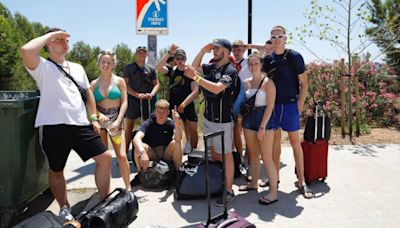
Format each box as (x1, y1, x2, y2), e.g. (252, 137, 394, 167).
(39, 144, 400, 227)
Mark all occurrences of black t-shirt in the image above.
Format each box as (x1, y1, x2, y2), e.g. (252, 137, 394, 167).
(139, 116, 175, 148)
(166, 66, 194, 107)
(123, 62, 157, 94)
(262, 49, 306, 104)
(201, 63, 238, 123)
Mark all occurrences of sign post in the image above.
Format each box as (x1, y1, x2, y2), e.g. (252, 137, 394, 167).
(136, 0, 168, 67)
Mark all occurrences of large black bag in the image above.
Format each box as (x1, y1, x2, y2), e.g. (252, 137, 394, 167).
(12, 211, 64, 228)
(138, 159, 175, 189)
(304, 101, 331, 142)
(175, 160, 223, 200)
(79, 188, 138, 228)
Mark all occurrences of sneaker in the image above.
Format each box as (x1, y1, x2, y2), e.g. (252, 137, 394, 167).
(216, 190, 235, 207)
(183, 143, 192, 155)
(59, 205, 74, 222)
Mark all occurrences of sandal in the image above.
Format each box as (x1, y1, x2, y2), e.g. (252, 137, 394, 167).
(258, 196, 278, 205)
(299, 184, 314, 199)
(238, 184, 257, 192)
(259, 180, 280, 188)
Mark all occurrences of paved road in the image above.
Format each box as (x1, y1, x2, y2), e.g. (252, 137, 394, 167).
(45, 144, 400, 228)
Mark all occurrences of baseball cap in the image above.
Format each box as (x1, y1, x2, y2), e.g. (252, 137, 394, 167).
(174, 49, 186, 58)
(136, 46, 148, 53)
(211, 38, 232, 52)
(232, 40, 245, 46)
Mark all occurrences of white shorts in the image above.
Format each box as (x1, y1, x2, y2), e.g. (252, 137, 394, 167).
(203, 118, 233, 154)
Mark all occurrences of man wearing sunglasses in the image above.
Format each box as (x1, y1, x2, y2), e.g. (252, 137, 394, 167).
(123, 46, 159, 159)
(20, 28, 112, 222)
(261, 25, 313, 199)
(156, 44, 199, 155)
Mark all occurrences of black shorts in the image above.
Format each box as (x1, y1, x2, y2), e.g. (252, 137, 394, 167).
(39, 124, 107, 172)
(125, 95, 152, 120)
(169, 101, 198, 122)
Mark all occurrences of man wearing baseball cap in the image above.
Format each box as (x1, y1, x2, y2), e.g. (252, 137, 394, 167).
(156, 44, 199, 156)
(123, 45, 159, 160)
(186, 38, 238, 206)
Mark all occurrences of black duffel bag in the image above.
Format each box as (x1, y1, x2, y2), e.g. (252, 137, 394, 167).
(80, 188, 138, 228)
(138, 159, 175, 189)
(175, 160, 223, 200)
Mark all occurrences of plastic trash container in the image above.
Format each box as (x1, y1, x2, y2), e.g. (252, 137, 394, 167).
(0, 91, 49, 227)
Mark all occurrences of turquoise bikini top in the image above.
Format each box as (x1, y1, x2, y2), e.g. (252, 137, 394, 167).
(93, 78, 121, 102)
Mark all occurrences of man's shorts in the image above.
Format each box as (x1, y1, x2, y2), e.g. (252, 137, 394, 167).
(242, 106, 275, 131)
(39, 124, 107, 172)
(146, 145, 173, 161)
(169, 102, 198, 122)
(273, 103, 300, 132)
(125, 95, 151, 120)
(203, 118, 233, 154)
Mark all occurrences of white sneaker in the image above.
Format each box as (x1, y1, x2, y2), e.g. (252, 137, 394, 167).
(59, 205, 74, 222)
(183, 143, 192, 155)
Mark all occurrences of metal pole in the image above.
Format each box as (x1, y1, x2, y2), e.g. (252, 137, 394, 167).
(248, 0, 252, 56)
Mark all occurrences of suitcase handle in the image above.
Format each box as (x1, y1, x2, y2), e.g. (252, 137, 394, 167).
(203, 130, 227, 226)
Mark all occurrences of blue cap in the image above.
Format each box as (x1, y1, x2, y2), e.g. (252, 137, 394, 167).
(212, 38, 232, 52)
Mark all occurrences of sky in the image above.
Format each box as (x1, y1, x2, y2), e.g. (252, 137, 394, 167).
(2, 0, 381, 64)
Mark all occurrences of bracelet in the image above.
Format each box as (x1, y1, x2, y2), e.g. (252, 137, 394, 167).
(89, 114, 98, 123)
(195, 75, 201, 84)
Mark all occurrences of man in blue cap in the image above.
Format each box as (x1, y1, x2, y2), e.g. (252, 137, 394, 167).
(186, 39, 238, 206)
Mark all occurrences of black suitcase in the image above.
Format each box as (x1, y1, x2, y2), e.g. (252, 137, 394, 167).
(199, 131, 255, 228)
(12, 211, 64, 228)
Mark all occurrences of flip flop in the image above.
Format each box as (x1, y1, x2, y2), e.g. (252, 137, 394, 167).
(259, 180, 280, 188)
(299, 184, 314, 199)
(238, 184, 258, 192)
(258, 196, 278, 205)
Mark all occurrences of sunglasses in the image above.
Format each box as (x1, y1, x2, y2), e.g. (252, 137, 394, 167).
(100, 50, 115, 56)
(174, 57, 185, 61)
(271, 35, 285, 40)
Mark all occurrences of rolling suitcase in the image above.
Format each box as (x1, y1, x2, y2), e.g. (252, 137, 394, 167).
(199, 131, 255, 228)
(301, 101, 329, 184)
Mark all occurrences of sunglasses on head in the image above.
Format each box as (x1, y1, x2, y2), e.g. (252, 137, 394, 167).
(271, 35, 285, 40)
(100, 50, 115, 56)
(174, 56, 185, 61)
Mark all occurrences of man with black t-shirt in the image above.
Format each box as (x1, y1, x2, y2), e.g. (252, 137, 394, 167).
(187, 38, 238, 206)
(132, 99, 182, 172)
(156, 44, 199, 155)
(123, 46, 160, 158)
(262, 25, 313, 199)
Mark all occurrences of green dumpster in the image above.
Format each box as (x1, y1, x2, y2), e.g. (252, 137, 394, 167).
(0, 91, 49, 226)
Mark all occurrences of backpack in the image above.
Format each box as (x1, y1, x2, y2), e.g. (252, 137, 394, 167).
(266, 49, 299, 94)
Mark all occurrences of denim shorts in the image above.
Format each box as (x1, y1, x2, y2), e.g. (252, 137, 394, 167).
(242, 106, 275, 131)
(273, 103, 300, 132)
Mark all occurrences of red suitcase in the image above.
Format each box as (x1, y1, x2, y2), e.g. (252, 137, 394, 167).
(301, 101, 329, 184)
(301, 140, 328, 184)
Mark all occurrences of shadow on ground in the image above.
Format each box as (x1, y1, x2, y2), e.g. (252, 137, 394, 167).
(332, 144, 388, 157)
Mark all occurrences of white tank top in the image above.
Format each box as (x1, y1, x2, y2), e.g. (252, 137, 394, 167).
(245, 89, 267, 107)
(245, 77, 268, 107)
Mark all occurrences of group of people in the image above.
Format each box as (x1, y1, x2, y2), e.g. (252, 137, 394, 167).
(20, 24, 312, 222)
